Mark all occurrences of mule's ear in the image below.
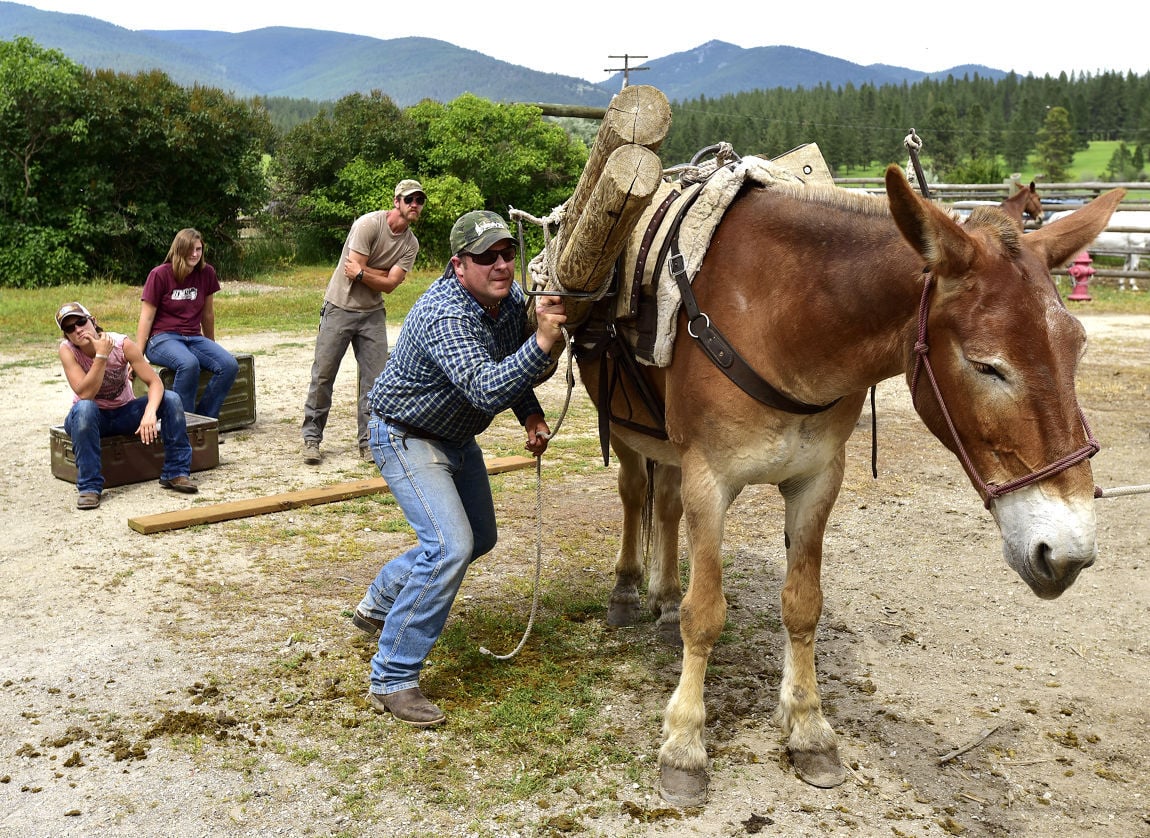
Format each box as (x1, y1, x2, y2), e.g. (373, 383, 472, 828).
(884, 164, 976, 277)
(1026, 188, 1125, 269)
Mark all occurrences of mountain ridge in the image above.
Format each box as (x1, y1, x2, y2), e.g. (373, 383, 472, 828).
(0, 2, 1008, 106)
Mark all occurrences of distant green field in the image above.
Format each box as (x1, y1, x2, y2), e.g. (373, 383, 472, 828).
(838, 140, 1129, 183)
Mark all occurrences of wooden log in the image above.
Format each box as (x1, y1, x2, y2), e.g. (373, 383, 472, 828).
(556, 144, 664, 299)
(528, 103, 608, 120)
(563, 85, 671, 231)
(127, 455, 535, 534)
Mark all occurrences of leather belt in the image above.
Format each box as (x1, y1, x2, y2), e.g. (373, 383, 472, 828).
(384, 417, 449, 443)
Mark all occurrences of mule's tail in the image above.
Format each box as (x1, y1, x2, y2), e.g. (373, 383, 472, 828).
(642, 457, 655, 564)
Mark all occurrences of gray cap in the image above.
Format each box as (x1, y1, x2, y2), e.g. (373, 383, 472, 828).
(450, 210, 514, 255)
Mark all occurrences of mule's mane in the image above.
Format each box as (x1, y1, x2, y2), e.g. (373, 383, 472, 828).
(766, 181, 891, 217)
(763, 181, 1023, 257)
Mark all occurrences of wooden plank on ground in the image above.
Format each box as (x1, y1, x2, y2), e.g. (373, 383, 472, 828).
(127, 455, 536, 535)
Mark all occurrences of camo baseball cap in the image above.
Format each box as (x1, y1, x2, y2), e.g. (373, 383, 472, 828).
(394, 179, 425, 199)
(450, 210, 514, 255)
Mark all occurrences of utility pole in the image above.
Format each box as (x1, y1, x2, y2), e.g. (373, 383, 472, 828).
(605, 54, 649, 89)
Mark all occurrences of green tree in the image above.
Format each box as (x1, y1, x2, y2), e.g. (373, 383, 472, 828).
(1102, 141, 1144, 181)
(922, 102, 961, 174)
(408, 94, 586, 218)
(0, 38, 271, 285)
(1034, 106, 1077, 181)
(80, 69, 272, 278)
(0, 37, 89, 284)
(271, 91, 417, 202)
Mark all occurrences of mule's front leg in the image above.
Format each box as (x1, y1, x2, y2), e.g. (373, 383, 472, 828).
(776, 462, 848, 788)
(659, 459, 726, 807)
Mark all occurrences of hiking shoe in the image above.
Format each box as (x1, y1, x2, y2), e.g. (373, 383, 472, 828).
(352, 608, 383, 636)
(159, 476, 198, 494)
(367, 687, 446, 727)
(77, 492, 101, 510)
(302, 441, 322, 465)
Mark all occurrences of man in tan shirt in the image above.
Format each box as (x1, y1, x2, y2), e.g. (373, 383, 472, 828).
(300, 179, 423, 463)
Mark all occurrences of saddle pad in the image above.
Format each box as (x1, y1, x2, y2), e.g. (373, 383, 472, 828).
(635, 154, 808, 366)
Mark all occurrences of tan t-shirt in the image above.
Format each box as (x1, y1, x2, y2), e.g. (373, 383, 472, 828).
(323, 210, 419, 312)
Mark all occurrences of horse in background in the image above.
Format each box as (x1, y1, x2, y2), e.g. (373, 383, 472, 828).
(1000, 180, 1043, 226)
(575, 165, 1124, 806)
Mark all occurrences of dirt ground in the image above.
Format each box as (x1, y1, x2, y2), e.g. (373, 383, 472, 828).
(1, 309, 1148, 837)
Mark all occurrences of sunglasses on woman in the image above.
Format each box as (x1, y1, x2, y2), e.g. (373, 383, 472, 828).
(62, 316, 90, 333)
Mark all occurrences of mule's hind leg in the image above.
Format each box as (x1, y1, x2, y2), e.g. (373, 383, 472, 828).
(607, 442, 685, 635)
(606, 441, 650, 627)
(775, 453, 849, 789)
(658, 453, 728, 807)
(648, 461, 684, 644)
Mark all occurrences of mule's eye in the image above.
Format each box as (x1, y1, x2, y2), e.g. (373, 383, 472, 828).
(971, 360, 1005, 380)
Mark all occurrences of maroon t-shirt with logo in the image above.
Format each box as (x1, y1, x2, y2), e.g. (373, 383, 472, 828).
(141, 262, 221, 336)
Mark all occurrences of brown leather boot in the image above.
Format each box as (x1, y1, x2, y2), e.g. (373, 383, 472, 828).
(367, 687, 445, 727)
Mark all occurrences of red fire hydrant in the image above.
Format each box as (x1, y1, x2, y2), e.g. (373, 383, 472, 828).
(1067, 252, 1094, 302)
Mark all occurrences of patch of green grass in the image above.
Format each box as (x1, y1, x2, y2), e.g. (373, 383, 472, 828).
(0, 265, 438, 350)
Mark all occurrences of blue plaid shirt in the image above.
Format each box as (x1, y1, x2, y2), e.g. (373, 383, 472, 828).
(367, 269, 550, 443)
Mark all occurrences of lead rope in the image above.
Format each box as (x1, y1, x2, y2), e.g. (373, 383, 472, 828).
(479, 326, 576, 660)
(479, 452, 545, 660)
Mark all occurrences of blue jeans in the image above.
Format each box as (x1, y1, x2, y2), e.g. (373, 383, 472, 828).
(64, 392, 192, 494)
(359, 417, 497, 696)
(145, 333, 239, 419)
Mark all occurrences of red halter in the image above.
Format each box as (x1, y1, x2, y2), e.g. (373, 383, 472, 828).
(908, 273, 1100, 509)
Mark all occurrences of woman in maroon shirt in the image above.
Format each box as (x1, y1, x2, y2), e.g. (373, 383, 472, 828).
(135, 228, 239, 418)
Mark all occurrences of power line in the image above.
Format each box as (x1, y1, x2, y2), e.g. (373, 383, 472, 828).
(605, 55, 649, 90)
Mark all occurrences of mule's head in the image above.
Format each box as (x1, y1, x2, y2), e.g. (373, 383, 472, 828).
(885, 165, 1124, 598)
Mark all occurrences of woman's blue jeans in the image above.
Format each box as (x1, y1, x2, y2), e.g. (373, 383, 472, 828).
(145, 333, 239, 419)
(64, 392, 192, 494)
(359, 417, 497, 696)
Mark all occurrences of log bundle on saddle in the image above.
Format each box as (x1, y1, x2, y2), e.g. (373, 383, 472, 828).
(526, 85, 837, 365)
(525, 84, 671, 339)
(525, 83, 835, 374)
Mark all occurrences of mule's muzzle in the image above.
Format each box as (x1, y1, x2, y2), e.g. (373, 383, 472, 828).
(1024, 539, 1095, 600)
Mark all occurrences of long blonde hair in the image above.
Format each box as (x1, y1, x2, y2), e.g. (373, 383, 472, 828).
(164, 228, 205, 283)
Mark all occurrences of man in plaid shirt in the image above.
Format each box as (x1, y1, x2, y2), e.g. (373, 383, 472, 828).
(354, 210, 566, 726)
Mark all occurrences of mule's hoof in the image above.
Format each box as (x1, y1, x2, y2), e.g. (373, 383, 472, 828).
(791, 747, 847, 788)
(656, 620, 683, 648)
(659, 763, 708, 808)
(606, 600, 642, 627)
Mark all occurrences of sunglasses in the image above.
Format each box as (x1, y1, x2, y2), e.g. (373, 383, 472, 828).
(468, 246, 517, 266)
(402, 193, 426, 206)
(62, 316, 90, 333)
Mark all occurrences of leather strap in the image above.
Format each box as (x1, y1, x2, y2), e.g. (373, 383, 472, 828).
(631, 187, 682, 316)
(668, 239, 839, 415)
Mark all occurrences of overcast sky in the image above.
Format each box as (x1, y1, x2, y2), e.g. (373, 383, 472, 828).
(15, 0, 1149, 83)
